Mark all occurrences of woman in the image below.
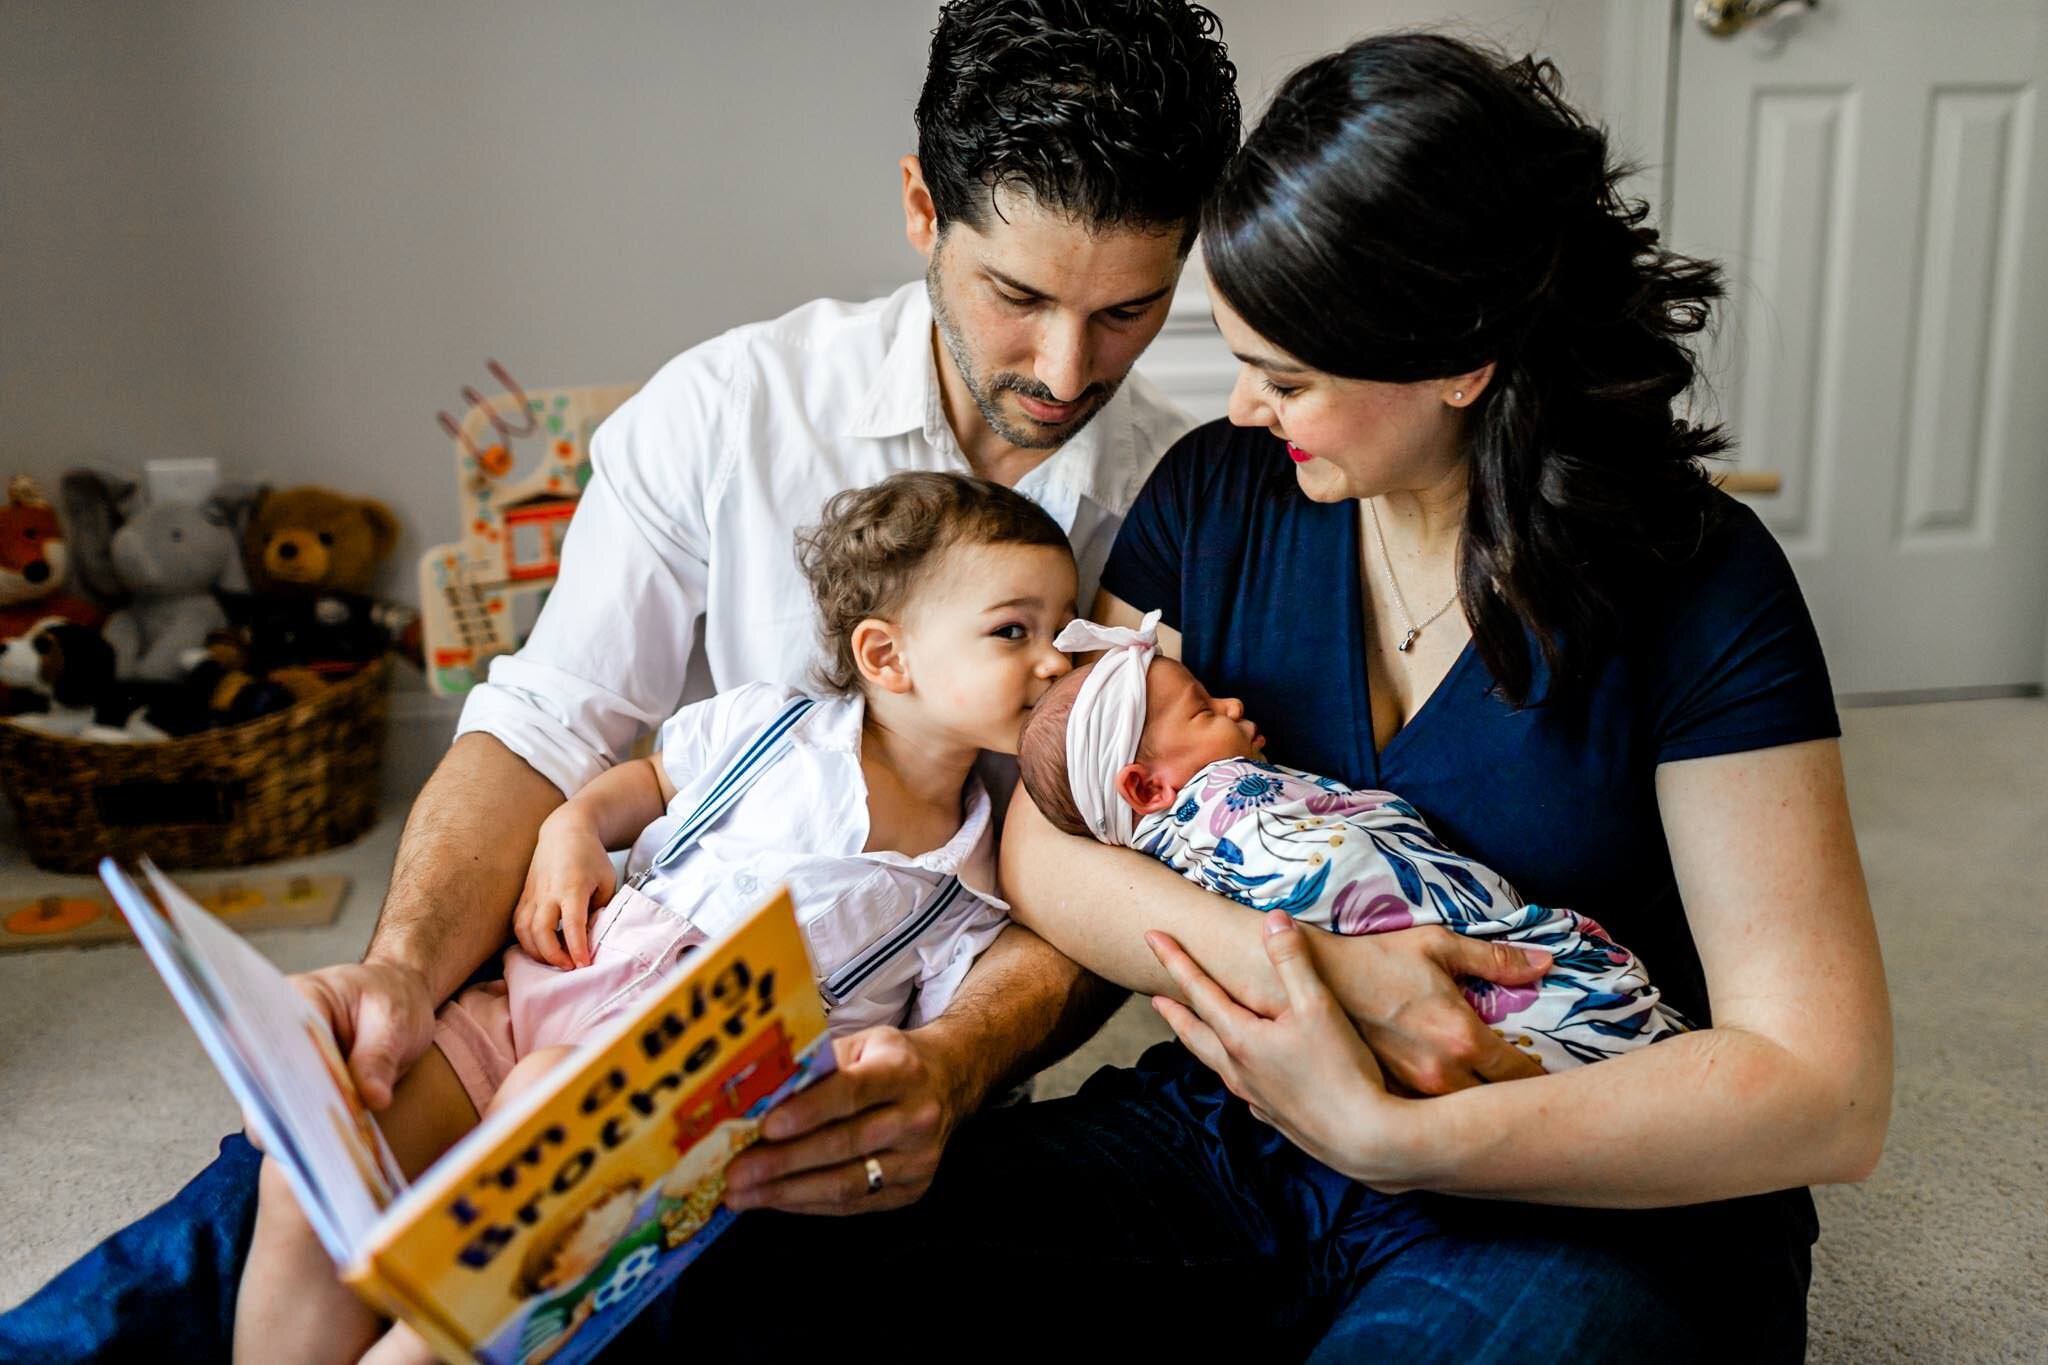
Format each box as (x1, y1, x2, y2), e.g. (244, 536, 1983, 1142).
(987, 32, 1891, 1361)
(610, 32, 1888, 1363)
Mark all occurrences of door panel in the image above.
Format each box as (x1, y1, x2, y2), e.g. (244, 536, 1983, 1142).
(1670, 2, 2048, 693)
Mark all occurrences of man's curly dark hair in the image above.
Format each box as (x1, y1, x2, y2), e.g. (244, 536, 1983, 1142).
(915, 0, 1239, 247)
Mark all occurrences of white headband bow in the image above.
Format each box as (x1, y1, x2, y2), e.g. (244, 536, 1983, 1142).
(1050, 609, 1162, 846)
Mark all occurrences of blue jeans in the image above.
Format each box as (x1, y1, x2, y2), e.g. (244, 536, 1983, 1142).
(0, 1133, 261, 1363)
(0, 1044, 1814, 1362)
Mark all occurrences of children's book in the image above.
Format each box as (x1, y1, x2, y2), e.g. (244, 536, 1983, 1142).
(102, 859, 832, 1365)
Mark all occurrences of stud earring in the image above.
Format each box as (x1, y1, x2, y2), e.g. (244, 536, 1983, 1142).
(1452, 389, 1465, 401)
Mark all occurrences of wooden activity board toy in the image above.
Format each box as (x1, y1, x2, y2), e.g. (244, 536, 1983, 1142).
(0, 873, 350, 953)
(417, 365, 637, 696)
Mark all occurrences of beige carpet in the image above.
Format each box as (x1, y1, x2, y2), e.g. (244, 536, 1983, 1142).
(2, 699, 2043, 1360)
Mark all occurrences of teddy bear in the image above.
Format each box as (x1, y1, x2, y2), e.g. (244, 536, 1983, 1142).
(244, 485, 398, 598)
(225, 486, 418, 683)
(60, 470, 249, 682)
(0, 476, 102, 714)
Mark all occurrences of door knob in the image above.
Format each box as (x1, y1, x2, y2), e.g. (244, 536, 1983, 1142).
(1696, 0, 1818, 39)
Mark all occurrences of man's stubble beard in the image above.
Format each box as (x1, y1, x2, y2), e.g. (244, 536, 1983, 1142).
(926, 254, 1122, 453)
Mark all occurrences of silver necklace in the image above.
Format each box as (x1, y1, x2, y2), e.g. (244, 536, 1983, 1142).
(1364, 498, 1459, 653)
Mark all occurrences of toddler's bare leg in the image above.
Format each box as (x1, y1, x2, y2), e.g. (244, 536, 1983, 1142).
(359, 1319, 443, 1365)
(357, 1046, 579, 1364)
(232, 1046, 480, 1364)
(235, 1155, 381, 1364)
(488, 1044, 580, 1109)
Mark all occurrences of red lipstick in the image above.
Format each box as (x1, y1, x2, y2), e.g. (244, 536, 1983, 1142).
(1285, 442, 1313, 464)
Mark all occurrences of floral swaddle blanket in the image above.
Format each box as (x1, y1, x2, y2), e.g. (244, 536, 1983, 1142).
(1133, 759, 1693, 1071)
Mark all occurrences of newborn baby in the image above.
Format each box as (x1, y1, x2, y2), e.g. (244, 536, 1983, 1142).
(1017, 612, 1691, 1072)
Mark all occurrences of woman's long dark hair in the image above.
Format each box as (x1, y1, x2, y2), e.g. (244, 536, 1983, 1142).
(1201, 33, 1727, 706)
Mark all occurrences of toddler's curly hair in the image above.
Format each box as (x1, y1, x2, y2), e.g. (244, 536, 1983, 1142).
(794, 471, 1071, 694)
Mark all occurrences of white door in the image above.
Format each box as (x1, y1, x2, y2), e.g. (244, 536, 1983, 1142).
(1667, 0, 2048, 695)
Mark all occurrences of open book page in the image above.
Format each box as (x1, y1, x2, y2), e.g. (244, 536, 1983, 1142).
(350, 888, 831, 1365)
(101, 860, 404, 1262)
(108, 857, 829, 1364)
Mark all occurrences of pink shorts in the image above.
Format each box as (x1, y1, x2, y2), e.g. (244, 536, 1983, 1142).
(431, 883, 706, 1114)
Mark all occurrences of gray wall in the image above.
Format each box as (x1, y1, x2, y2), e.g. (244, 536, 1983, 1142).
(1, 2, 1603, 606)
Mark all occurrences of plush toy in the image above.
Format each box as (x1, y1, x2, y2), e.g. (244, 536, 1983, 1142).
(244, 485, 399, 597)
(0, 477, 100, 638)
(0, 477, 101, 714)
(0, 618, 111, 736)
(61, 470, 249, 682)
(231, 486, 418, 680)
(181, 626, 326, 727)
(0, 616, 204, 740)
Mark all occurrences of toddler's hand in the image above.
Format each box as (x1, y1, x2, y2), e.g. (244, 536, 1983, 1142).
(514, 808, 617, 969)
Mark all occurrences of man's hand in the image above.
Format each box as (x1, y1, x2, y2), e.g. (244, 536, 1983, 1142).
(290, 960, 439, 1110)
(720, 1025, 964, 1215)
(1314, 925, 1552, 1094)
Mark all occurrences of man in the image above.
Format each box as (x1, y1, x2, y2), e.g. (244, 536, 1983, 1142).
(0, 2, 1240, 1356)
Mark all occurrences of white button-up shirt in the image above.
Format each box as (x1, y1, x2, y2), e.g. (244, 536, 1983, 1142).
(630, 683, 1007, 1033)
(456, 280, 1192, 797)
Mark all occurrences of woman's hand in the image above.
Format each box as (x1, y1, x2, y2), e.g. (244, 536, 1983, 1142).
(1314, 926, 1552, 1093)
(1000, 787, 1550, 1096)
(514, 806, 617, 969)
(1148, 911, 1422, 1188)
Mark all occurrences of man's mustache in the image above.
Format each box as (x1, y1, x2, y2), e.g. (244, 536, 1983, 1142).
(989, 374, 1107, 408)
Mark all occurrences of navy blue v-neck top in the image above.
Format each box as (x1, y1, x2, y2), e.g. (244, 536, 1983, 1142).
(1101, 420, 1840, 1025)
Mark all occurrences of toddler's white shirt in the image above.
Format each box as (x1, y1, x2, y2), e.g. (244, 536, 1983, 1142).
(628, 682, 1009, 1035)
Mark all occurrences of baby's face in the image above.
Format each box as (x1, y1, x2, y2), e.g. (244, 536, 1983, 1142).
(1137, 659, 1263, 790)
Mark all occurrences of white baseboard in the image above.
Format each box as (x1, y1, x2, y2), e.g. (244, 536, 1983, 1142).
(1836, 684, 2043, 709)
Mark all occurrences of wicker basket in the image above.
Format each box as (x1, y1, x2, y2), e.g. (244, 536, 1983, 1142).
(0, 657, 391, 873)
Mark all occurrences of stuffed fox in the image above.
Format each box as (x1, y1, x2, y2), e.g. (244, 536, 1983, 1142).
(1, 476, 100, 713)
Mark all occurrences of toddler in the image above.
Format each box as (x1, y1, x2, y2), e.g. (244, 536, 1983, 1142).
(1017, 612, 1692, 1074)
(239, 472, 1080, 1364)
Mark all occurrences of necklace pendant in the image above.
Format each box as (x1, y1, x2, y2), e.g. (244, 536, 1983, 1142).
(1398, 627, 1419, 653)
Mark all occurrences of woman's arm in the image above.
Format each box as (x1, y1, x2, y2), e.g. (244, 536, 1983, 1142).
(1002, 777, 1551, 1091)
(1001, 792, 1278, 1006)
(1403, 738, 1890, 1202)
(1157, 737, 1893, 1206)
(1011, 587, 1549, 1091)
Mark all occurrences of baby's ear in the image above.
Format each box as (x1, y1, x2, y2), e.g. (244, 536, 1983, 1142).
(1115, 763, 1178, 816)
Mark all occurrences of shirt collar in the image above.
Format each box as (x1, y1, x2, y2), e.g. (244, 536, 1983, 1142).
(848, 280, 1142, 523)
(805, 688, 1011, 911)
(863, 778, 1010, 912)
(848, 282, 939, 443)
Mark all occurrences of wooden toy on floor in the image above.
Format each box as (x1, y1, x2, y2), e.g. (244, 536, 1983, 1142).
(0, 872, 350, 952)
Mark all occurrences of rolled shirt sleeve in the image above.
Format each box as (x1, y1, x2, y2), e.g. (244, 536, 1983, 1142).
(454, 339, 738, 796)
